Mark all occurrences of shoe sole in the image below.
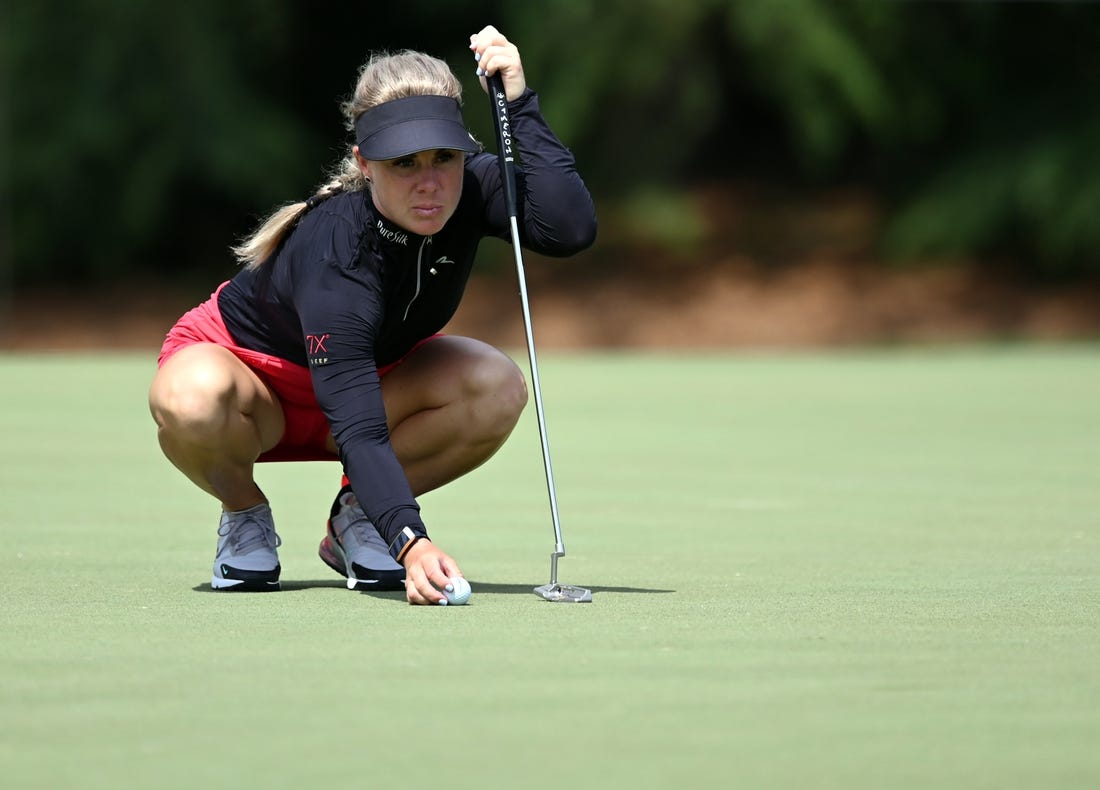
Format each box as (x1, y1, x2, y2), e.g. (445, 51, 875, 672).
(212, 562, 281, 592)
(211, 577, 281, 592)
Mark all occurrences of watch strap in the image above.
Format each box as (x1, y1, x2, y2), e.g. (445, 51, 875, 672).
(389, 525, 428, 563)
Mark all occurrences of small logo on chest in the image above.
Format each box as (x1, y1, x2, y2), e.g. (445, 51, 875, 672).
(430, 255, 455, 275)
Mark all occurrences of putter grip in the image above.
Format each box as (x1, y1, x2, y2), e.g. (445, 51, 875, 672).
(487, 72, 519, 219)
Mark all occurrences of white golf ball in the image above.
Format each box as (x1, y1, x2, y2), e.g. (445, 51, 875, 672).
(443, 576, 471, 605)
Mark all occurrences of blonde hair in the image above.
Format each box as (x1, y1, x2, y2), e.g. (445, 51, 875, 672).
(233, 50, 466, 268)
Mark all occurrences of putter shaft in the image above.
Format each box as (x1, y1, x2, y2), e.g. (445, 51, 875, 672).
(506, 216, 566, 572)
(488, 73, 590, 603)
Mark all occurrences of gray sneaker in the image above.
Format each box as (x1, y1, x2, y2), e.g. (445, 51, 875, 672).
(318, 488, 406, 591)
(212, 503, 282, 592)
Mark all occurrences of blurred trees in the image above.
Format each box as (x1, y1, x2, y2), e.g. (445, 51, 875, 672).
(4, 0, 1099, 286)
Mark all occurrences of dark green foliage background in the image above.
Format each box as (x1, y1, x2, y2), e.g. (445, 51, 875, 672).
(4, 0, 1099, 285)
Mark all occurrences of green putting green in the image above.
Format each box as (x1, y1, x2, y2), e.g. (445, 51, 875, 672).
(1, 346, 1098, 789)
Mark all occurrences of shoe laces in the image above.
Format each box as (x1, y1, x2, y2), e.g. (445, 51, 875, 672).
(335, 494, 377, 547)
(219, 506, 282, 554)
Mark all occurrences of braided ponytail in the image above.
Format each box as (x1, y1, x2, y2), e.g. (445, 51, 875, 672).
(231, 173, 358, 268)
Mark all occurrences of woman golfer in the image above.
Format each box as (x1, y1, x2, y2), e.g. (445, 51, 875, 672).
(148, 26, 597, 605)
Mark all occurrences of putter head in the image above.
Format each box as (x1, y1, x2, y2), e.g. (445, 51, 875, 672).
(534, 583, 593, 603)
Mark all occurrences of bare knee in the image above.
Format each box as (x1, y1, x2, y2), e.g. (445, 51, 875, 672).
(150, 358, 238, 443)
(382, 337, 528, 445)
(464, 353, 528, 438)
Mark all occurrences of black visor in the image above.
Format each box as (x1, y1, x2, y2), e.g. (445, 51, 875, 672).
(355, 95, 478, 160)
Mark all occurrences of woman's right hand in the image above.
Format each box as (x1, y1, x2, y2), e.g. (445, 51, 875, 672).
(470, 25, 527, 102)
(401, 539, 463, 605)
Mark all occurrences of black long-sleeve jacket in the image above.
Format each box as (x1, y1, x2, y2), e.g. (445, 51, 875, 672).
(217, 89, 597, 547)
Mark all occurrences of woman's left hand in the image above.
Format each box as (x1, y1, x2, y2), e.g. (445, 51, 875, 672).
(470, 25, 527, 102)
(401, 538, 463, 606)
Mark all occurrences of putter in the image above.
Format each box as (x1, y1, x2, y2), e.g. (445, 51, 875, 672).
(486, 73, 592, 603)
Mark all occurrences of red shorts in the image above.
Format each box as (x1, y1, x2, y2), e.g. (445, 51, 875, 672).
(158, 281, 438, 463)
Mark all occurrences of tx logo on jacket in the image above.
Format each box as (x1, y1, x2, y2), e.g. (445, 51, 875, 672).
(307, 333, 330, 366)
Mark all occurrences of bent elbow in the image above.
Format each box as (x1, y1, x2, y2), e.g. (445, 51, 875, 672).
(539, 214, 598, 257)
(571, 216, 598, 253)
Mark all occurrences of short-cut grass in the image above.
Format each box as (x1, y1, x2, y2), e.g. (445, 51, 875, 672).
(1, 345, 1098, 789)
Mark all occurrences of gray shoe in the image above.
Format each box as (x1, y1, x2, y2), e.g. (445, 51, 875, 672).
(212, 503, 282, 592)
(318, 489, 406, 591)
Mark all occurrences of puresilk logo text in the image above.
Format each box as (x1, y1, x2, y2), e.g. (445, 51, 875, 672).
(495, 89, 514, 163)
(377, 220, 409, 246)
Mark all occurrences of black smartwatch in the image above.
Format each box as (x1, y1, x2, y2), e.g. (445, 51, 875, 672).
(389, 525, 429, 563)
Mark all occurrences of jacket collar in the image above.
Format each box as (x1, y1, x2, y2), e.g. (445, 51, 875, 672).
(372, 215, 422, 250)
